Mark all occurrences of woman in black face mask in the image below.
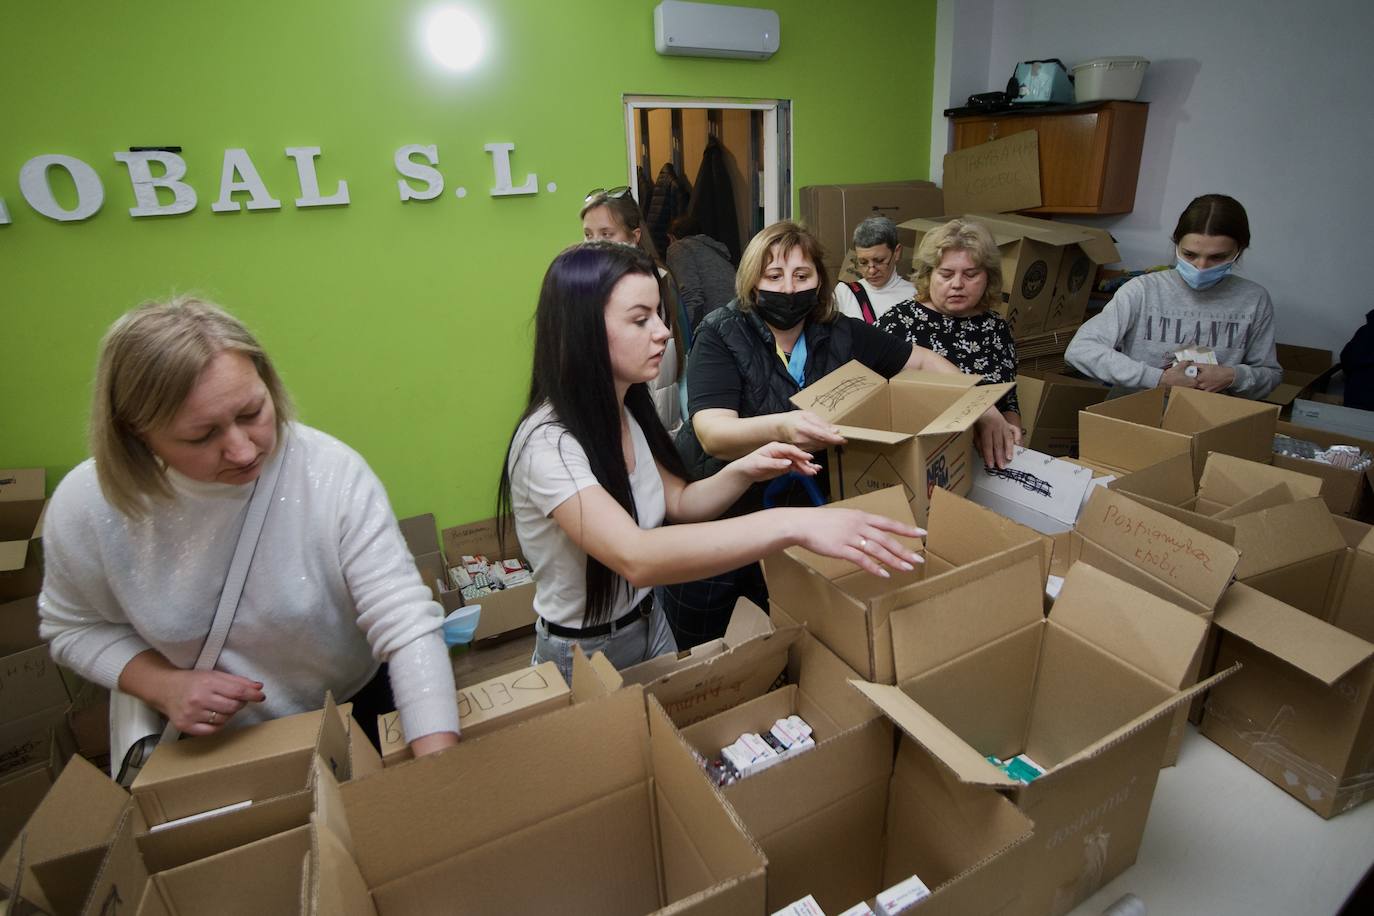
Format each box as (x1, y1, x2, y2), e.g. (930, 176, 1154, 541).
(664, 220, 983, 648)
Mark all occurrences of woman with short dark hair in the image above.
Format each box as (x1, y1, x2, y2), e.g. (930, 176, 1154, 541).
(1066, 194, 1282, 398)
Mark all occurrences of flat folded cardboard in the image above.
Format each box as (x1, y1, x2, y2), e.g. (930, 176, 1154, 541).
(798, 181, 945, 271)
(441, 515, 536, 639)
(1273, 420, 1374, 518)
(763, 486, 1047, 685)
(301, 684, 767, 915)
(940, 131, 1042, 216)
(1202, 577, 1374, 818)
(1070, 487, 1239, 616)
(973, 212, 1121, 334)
(619, 598, 803, 726)
(853, 561, 1231, 916)
(0, 470, 45, 604)
(1079, 386, 1279, 482)
(678, 634, 1033, 915)
(791, 361, 1013, 524)
(1016, 371, 1109, 456)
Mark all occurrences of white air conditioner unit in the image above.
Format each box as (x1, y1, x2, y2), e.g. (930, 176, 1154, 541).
(654, 1, 780, 60)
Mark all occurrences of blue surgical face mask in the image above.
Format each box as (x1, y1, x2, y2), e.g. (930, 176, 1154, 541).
(1175, 252, 1236, 291)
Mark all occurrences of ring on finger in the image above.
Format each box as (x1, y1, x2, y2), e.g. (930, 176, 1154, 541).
(858, 536, 868, 550)
(208, 710, 220, 725)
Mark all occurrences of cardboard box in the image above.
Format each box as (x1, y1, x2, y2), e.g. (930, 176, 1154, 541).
(1016, 371, 1109, 456)
(975, 212, 1120, 333)
(1080, 386, 1279, 482)
(1202, 571, 1374, 818)
(0, 731, 66, 853)
(853, 561, 1231, 916)
(798, 181, 945, 271)
(1, 594, 74, 779)
(677, 630, 1032, 915)
(940, 131, 1042, 215)
(0, 469, 45, 604)
(791, 361, 1012, 524)
(1069, 487, 1239, 617)
(618, 599, 803, 726)
(1293, 398, 1374, 440)
(1263, 344, 1336, 408)
(763, 486, 1046, 685)
(441, 515, 536, 639)
(1273, 420, 1374, 518)
(396, 512, 464, 612)
(302, 682, 767, 915)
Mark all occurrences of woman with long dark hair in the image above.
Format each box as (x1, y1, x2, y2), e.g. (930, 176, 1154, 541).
(498, 242, 923, 680)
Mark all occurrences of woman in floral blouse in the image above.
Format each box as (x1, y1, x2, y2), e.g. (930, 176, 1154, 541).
(877, 218, 1022, 443)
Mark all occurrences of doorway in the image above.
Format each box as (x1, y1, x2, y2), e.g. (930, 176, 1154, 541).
(622, 95, 791, 264)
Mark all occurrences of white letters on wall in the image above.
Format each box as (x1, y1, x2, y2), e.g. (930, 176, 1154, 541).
(395, 144, 444, 201)
(0, 197, 9, 225)
(114, 150, 197, 217)
(211, 148, 282, 213)
(19, 154, 105, 222)
(285, 147, 350, 208)
(484, 142, 537, 196)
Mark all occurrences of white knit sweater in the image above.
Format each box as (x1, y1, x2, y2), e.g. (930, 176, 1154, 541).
(38, 423, 459, 742)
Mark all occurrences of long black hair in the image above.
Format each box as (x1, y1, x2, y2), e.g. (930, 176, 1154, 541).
(498, 241, 691, 626)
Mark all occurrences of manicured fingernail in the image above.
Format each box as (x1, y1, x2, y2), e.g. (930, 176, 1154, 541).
(900, 561, 913, 571)
(879, 568, 890, 577)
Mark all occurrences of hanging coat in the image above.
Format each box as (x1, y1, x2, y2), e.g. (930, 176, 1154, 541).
(645, 163, 692, 257)
(688, 136, 742, 264)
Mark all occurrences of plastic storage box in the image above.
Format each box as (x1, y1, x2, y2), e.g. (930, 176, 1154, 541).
(1072, 56, 1149, 102)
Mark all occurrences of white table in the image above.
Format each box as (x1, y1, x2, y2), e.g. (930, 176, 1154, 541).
(1068, 729, 1374, 915)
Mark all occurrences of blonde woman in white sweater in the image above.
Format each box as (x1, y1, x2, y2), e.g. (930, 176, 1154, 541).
(39, 299, 459, 760)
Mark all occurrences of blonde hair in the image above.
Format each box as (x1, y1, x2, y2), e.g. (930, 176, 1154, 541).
(736, 220, 835, 323)
(912, 218, 1003, 312)
(90, 297, 293, 517)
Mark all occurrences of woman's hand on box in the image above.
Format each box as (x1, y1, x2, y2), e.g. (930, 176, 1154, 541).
(160, 669, 265, 735)
(410, 731, 460, 757)
(974, 407, 1021, 469)
(776, 410, 846, 450)
(729, 442, 821, 483)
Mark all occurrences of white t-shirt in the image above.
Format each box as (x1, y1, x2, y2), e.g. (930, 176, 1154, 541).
(509, 402, 666, 628)
(834, 272, 916, 323)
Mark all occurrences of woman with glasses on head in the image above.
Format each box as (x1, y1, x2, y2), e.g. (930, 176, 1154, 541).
(664, 220, 1016, 648)
(582, 187, 688, 433)
(498, 241, 923, 682)
(1066, 194, 1281, 398)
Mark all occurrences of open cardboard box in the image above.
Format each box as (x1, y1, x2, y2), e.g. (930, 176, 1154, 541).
(798, 180, 944, 274)
(377, 650, 621, 766)
(790, 361, 1012, 525)
(853, 561, 1233, 916)
(441, 516, 535, 640)
(1016, 371, 1109, 456)
(1079, 386, 1278, 482)
(678, 623, 1033, 915)
(1273, 420, 1374, 518)
(302, 675, 767, 914)
(1263, 343, 1337, 410)
(1202, 564, 1374, 818)
(763, 486, 1047, 685)
(395, 513, 464, 612)
(0, 470, 45, 605)
(618, 598, 802, 727)
(0, 731, 67, 854)
(1, 594, 75, 778)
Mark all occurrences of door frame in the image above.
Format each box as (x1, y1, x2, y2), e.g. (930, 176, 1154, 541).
(622, 95, 791, 226)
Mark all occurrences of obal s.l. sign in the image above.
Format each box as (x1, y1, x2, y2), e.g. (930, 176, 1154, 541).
(0, 143, 552, 224)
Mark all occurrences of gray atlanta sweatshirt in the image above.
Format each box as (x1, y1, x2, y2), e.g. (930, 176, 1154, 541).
(1065, 269, 1282, 399)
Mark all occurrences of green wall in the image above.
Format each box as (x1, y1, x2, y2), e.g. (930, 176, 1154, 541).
(1, 0, 936, 526)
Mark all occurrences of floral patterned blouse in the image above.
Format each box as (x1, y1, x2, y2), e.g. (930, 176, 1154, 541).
(877, 299, 1020, 415)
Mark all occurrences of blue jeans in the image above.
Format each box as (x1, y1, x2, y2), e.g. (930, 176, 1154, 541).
(533, 602, 678, 684)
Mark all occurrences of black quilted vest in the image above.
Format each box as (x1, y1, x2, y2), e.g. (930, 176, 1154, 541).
(675, 300, 857, 514)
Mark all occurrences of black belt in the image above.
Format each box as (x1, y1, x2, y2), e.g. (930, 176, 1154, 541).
(543, 594, 652, 639)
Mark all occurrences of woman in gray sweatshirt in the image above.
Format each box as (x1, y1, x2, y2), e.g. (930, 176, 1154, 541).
(1066, 194, 1282, 399)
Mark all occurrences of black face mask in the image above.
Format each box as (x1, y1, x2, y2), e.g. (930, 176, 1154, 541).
(754, 287, 818, 330)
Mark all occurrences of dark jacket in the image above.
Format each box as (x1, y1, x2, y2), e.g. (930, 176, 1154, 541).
(645, 164, 692, 257)
(1341, 309, 1374, 410)
(675, 301, 859, 514)
(666, 234, 737, 335)
(688, 137, 742, 263)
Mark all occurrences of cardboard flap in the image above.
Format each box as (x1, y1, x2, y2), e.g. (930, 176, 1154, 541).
(0, 468, 44, 504)
(1214, 584, 1374, 685)
(0, 754, 128, 888)
(1076, 488, 1239, 608)
(790, 360, 887, 423)
(32, 806, 147, 916)
(1111, 453, 1197, 507)
(835, 424, 913, 446)
(571, 645, 622, 702)
(941, 131, 1043, 214)
(918, 383, 1014, 436)
(1230, 497, 1347, 578)
(1056, 665, 1239, 772)
(976, 212, 1096, 246)
(1198, 453, 1323, 506)
(1211, 483, 1294, 521)
(1078, 230, 1122, 264)
(307, 815, 377, 916)
(849, 681, 1017, 788)
(782, 486, 920, 581)
(722, 598, 771, 644)
(1052, 562, 1208, 687)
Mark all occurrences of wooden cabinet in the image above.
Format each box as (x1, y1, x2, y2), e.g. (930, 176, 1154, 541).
(950, 101, 1148, 215)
